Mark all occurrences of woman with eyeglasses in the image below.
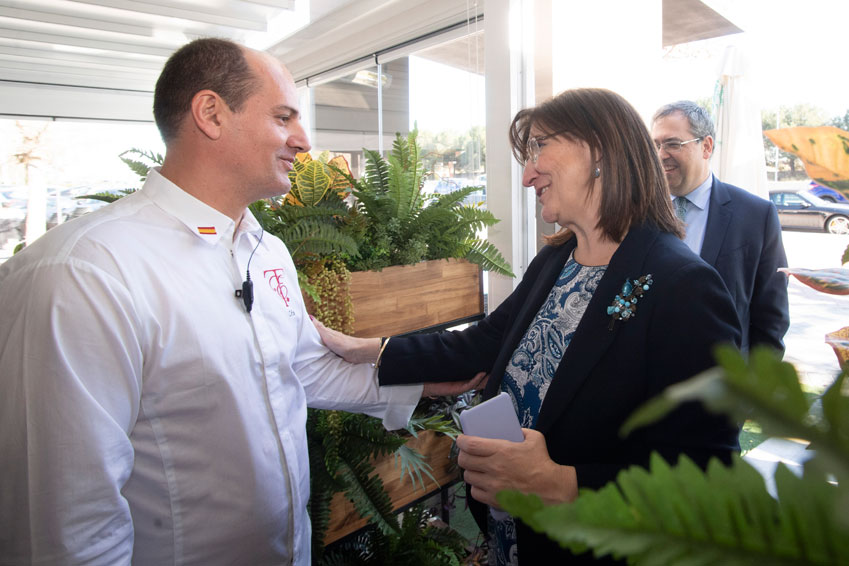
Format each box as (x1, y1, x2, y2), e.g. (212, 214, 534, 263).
(314, 88, 741, 565)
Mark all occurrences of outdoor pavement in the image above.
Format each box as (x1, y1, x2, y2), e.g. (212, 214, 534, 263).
(742, 229, 848, 492)
(780, 229, 848, 389)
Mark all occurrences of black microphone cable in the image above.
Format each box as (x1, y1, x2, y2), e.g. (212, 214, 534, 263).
(235, 214, 265, 313)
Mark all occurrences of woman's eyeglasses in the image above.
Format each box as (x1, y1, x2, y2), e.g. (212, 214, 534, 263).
(655, 137, 702, 152)
(526, 134, 553, 164)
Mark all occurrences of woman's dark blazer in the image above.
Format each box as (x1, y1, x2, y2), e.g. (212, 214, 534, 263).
(379, 223, 742, 564)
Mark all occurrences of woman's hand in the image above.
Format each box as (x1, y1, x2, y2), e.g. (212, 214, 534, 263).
(456, 428, 578, 508)
(312, 316, 488, 396)
(311, 315, 380, 364)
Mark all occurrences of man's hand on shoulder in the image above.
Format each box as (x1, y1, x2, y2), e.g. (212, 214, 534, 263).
(422, 372, 488, 398)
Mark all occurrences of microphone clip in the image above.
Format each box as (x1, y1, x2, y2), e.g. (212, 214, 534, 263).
(235, 278, 254, 313)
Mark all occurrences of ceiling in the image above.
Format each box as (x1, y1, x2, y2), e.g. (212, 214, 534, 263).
(0, 0, 743, 122)
(0, 0, 298, 93)
(662, 0, 741, 47)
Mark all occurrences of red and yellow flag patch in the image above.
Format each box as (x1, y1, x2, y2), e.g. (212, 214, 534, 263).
(197, 226, 217, 235)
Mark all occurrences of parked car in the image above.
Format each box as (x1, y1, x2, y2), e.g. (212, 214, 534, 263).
(768, 190, 849, 234)
(806, 181, 848, 204)
(422, 177, 486, 207)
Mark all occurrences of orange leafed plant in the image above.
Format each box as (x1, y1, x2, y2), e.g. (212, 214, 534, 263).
(778, 265, 849, 366)
(764, 126, 849, 197)
(778, 267, 849, 296)
(285, 152, 354, 207)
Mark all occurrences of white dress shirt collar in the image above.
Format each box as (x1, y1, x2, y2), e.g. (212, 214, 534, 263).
(681, 173, 713, 211)
(144, 167, 264, 245)
(674, 173, 714, 254)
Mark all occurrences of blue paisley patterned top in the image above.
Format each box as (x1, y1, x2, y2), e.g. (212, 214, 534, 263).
(501, 253, 607, 427)
(489, 252, 606, 566)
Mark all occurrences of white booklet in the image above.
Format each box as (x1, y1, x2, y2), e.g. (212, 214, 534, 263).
(459, 391, 524, 520)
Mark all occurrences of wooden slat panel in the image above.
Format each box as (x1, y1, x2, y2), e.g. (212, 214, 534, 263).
(323, 431, 458, 545)
(349, 259, 483, 337)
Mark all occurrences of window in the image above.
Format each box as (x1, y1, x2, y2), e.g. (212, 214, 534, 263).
(307, 29, 485, 204)
(0, 119, 163, 261)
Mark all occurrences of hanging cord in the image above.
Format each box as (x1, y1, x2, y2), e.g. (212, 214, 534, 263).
(236, 215, 265, 313)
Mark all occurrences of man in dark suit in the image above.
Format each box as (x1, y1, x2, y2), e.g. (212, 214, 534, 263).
(651, 101, 789, 353)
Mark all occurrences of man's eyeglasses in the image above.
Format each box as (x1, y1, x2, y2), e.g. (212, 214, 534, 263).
(526, 134, 554, 164)
(655, 137, 702, 153)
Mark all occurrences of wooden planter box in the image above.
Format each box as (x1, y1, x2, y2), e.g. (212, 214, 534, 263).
(320, 258, 480, 546)
(323, 430, 458, 545)
(349, 258, 484, 337)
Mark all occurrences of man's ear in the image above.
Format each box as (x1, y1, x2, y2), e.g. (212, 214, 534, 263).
(702, 135, 715, 159)
(190, 90, 228, 140)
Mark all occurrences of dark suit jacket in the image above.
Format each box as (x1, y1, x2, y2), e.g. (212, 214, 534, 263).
(701, 178, 789, 352)
(380, 223, 742, 564)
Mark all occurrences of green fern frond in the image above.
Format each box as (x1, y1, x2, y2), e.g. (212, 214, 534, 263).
(338, 414, 406, 460)
(394, 444, 437, 492)
(307, 409, 339, 562)
(363, 149, 390, 194)
(500, 452, 849, 565)
(414, 206, 456, 232)
(119, 148, 163, 182)
(396, 505, 468, 565)
(428, 185, 481, 209)
(452, 204, 500, 231)
(384, 136, 422, 222)
(276, 221, 359, 259)
(308, 483, 334, 562)
(118, 157, 152, 181)
(273, 201, 348, 222)
(338, 457, 401, 536)
(406, 413, 461, 439)
(322, 410, 344, 474)
(464, 240, 515, 277)
(387, 131, 424, 219)
(623, 347, 849, 484)
(351, 183, 395, 229)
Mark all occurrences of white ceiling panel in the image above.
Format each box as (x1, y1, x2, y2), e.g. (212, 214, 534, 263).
(0, 0, 298, 120)
(0, 0, 745, 122)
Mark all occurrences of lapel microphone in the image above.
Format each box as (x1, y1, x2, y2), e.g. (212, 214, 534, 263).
(238, 274, 254, 312)
(234, 216, 265, 313)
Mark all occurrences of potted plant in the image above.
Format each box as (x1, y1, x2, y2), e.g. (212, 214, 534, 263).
(339, 130, 512, 336)
(254, 130, 513, 337)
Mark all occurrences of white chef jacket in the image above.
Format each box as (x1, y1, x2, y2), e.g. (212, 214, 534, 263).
(0, 169, 422, 566)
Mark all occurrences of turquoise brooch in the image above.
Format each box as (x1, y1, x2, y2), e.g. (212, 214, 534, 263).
(607, 274, 653, 330)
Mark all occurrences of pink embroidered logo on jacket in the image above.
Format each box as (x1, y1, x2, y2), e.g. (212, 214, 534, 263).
(263, 269, 291, 306)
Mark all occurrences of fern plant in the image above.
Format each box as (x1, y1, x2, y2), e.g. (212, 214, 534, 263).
(500, 323, 849, 562)
(119, 148, 163, 182)
(307, 407, 463, 563)
(76, 148, 161, 204)
(499, 243, 849, 564)
(318, 503, 469, 566)
(342, 131, 513, 277)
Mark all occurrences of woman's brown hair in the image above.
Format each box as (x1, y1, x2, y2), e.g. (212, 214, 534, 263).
(509, 88, 682, 245)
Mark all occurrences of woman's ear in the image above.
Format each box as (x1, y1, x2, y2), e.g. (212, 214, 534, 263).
(190, 90, 227, 140)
